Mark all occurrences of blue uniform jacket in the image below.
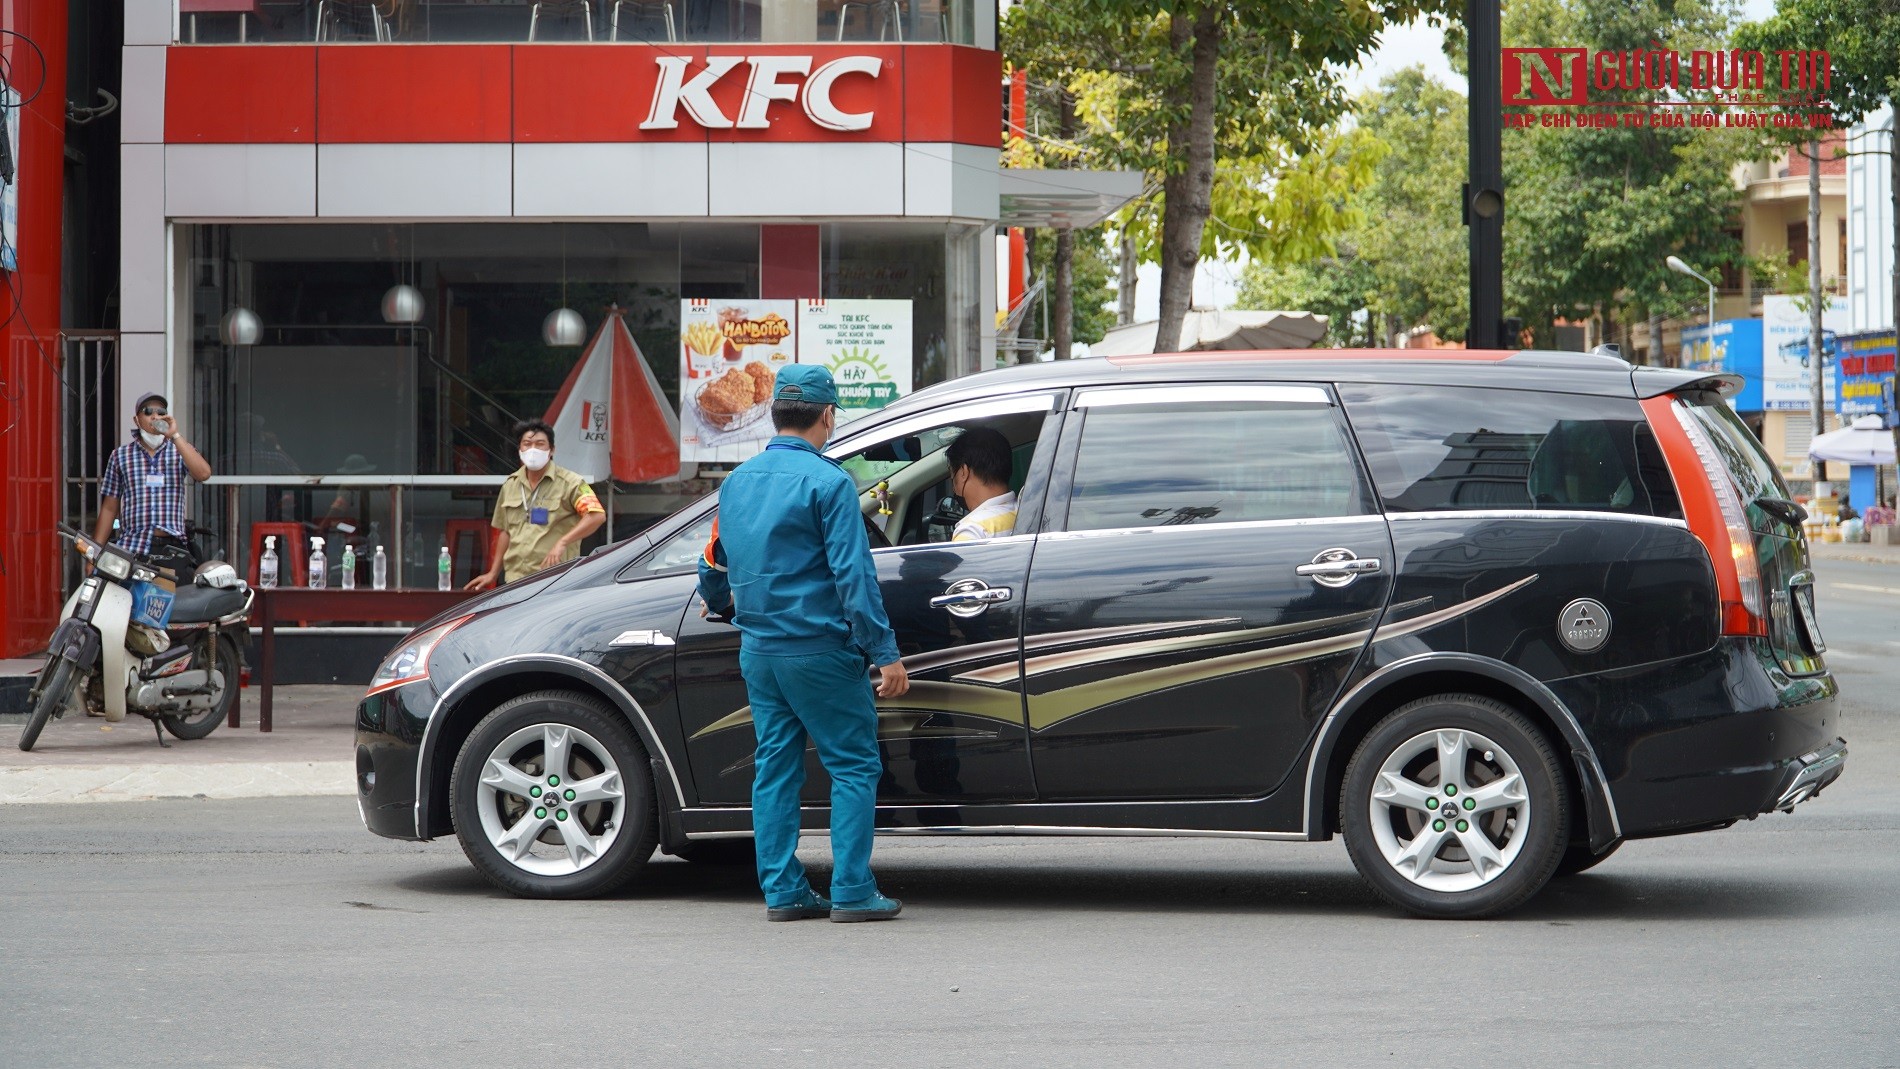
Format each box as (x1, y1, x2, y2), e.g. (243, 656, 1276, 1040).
(696, 435, 901, 667)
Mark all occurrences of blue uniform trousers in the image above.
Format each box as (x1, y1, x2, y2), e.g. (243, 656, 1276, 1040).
(740, 646, 883, 908)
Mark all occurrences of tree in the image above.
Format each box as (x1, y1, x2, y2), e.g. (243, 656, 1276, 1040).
(1353, 67, 1471, 341)
(1500, 0, 1753, 351)
(1028, 223, 1119, 350)
(1004, 0, 1455, 353)
(1737, 0, 1900, 453)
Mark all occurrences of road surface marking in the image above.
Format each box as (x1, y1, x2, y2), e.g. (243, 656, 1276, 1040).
(1825, 582, 1900, 596)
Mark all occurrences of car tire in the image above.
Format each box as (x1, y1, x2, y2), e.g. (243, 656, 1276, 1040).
(1552, 838, 1620, 878)
(1342, 694, 1569, 919)
(163, 633, 239, 740)
(669, 838, 757, 866)
(450, 689, 658, 899)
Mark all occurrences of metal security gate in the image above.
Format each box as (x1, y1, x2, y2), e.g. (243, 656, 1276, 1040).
(59, 331, 117, 600)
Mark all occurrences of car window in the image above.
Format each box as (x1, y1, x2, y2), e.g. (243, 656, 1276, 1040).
(1062, 392, 1373, 532)
(829, 395, 1058, 545)
(638, 511, 717, 575)
(1340, 385, 1683, 519)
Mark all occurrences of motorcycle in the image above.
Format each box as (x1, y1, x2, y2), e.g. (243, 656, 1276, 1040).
(20, 525, 253, 752)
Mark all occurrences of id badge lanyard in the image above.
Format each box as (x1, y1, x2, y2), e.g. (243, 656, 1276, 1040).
(527, 478, 550, 526)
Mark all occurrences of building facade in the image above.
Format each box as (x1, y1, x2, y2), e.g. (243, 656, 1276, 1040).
(116, 0, 1011, 598)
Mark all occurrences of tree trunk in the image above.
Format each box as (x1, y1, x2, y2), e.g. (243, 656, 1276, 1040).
(1154, 2, 1219, 354)
(1648, 311, 1663, 367)
(1117, 224, 1137, 325)
(1809, 142, 1829, 496)
(1053, 91, 1076, 360)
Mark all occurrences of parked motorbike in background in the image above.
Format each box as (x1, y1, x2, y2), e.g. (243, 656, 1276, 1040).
(20, 525, 252, 752)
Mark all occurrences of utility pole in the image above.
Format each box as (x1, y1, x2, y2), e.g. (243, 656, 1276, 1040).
(1465, 0, 1504, 349)
(1809, 142, 1829, 497)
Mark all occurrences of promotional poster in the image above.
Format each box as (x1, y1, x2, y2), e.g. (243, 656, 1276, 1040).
(798, 299, 913, 424)
(678, 299, 798, 463)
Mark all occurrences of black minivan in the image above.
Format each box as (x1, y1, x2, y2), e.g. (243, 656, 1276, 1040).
(354, 350, 1844, 918)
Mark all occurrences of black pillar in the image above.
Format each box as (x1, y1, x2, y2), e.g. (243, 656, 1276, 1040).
(1466, 0, 1504, 348)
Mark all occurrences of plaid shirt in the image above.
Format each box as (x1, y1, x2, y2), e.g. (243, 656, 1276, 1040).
(100, 432, 190, 555)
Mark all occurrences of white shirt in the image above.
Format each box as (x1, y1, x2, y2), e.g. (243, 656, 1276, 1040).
(952, 491, 1019, 542)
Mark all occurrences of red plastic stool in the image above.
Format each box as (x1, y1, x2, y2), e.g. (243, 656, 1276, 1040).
(248, 522, 307, 587)
(444, 518, 494, 586)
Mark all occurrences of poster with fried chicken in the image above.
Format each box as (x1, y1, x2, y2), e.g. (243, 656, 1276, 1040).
(678, 299, 798, 463)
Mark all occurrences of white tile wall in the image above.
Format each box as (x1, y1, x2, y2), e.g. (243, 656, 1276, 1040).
(120, 47, 166, 143)
(903, 142, 998, 221)
(317, 144, 513, 218)
(165, 145, 317, 218)
(514, 144, 709, 217)
(707, 143, 904, 216)
(124, 0, 175, 47)
(118, 333, 167, 421)
(120, 144, 168, 333)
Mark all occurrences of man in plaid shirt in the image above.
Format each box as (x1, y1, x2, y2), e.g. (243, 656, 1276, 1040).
(95, 391, 213, 556)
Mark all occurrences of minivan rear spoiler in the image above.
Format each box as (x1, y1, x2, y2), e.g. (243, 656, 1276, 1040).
(1632, 367, 1744, 404)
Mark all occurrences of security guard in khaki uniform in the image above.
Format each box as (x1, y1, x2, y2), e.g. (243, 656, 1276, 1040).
(466, 418, 605, 590)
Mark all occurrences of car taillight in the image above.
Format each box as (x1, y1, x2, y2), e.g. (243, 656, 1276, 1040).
(1640, 395, 1767, 637)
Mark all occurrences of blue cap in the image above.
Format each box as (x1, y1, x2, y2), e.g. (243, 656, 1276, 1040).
(772, 364, 838, 405)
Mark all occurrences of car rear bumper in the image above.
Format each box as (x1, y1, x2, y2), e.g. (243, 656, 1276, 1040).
(1774, 737, 1846, 812)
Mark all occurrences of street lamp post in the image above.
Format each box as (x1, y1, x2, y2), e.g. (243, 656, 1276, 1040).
(1666, 255, 1715, 368)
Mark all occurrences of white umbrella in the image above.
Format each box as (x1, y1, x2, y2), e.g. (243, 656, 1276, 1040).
(1089, 308, 1330, 357)
(1808, 414, 1896, 466)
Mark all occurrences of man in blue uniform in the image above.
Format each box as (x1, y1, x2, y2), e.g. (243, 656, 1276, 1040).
(698, 364, 911, 923)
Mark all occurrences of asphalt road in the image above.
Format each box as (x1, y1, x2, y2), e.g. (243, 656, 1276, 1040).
(1, 560, 1895, 1068)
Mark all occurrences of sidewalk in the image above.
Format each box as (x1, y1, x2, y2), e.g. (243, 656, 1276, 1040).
(0, 685, 360, 805)
(1809, 538, 1900, 566)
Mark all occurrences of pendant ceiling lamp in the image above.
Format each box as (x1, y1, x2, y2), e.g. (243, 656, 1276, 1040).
(382, 225, 424, 324)
(543, 224, 585, 347)
(220, 307, 262, 346)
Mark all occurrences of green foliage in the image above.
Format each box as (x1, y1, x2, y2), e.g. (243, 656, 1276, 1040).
(1500, 0, 1752, 335)
(1001, 0, 1456, 268)
(1735, 0, 1900, 131)
(1352, 67, 1471, 340)
(1028, 226, 1120, 347)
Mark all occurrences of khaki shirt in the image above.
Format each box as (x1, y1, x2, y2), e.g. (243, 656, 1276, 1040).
(492, 463, 603, 582)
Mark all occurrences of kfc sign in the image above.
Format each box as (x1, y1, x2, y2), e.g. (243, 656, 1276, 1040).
(641, 55, 884, 132)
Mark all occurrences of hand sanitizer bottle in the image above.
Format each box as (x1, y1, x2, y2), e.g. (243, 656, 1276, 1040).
(340, 543, 356, 590)
(372, 545, 388, 590)
(437, 546, 452, 591)
(259, 536, 279, 589)
(309, 536, 327, 590)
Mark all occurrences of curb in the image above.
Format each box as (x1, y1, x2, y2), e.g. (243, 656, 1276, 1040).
(0, 761, 355, 805)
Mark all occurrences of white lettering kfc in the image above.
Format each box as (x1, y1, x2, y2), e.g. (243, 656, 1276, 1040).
(641, 55, 882, 132)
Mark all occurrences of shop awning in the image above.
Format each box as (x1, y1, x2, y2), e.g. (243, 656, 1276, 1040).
(998, 169, 1145, 229)
(1089, 309, 1331, 357)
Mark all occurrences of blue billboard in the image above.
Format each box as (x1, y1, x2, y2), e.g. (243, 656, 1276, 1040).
(1679, 318, 1763, 411)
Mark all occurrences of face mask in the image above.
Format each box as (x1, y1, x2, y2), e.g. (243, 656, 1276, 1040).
(140, 430, 166, 449)
(519, 447, 551, 471)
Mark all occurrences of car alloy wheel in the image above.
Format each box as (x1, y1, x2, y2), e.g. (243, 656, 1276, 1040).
(1342, 694, 1569, 919)
(450, 690, 657, 898)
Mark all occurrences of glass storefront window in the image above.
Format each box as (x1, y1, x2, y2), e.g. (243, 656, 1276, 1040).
(187, 219, 972, 581)
(179, 0, 981, 45)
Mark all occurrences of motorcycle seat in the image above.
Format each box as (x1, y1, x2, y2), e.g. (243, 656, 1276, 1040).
(170, 584, 246, 624)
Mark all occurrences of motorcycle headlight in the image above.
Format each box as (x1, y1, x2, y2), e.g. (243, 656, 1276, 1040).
(94, 551, 133, 581)
(365, 616, 471, 698)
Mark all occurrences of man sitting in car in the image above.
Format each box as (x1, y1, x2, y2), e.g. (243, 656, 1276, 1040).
(945, 426, 1017, 542)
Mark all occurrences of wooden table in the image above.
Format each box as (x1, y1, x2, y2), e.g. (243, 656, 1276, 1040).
(180, 0, 266, 41)
(246, 588, 474, 732)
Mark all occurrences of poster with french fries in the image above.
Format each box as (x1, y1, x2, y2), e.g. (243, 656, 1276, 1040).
(679, 299, 799, 463)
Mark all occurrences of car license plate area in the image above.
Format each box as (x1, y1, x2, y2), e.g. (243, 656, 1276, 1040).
(1792, 583, 1826, 655)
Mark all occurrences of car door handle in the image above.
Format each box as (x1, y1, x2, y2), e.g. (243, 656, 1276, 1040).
(1295, 559, 1382, 576)
(930, 586, 1013, 609)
